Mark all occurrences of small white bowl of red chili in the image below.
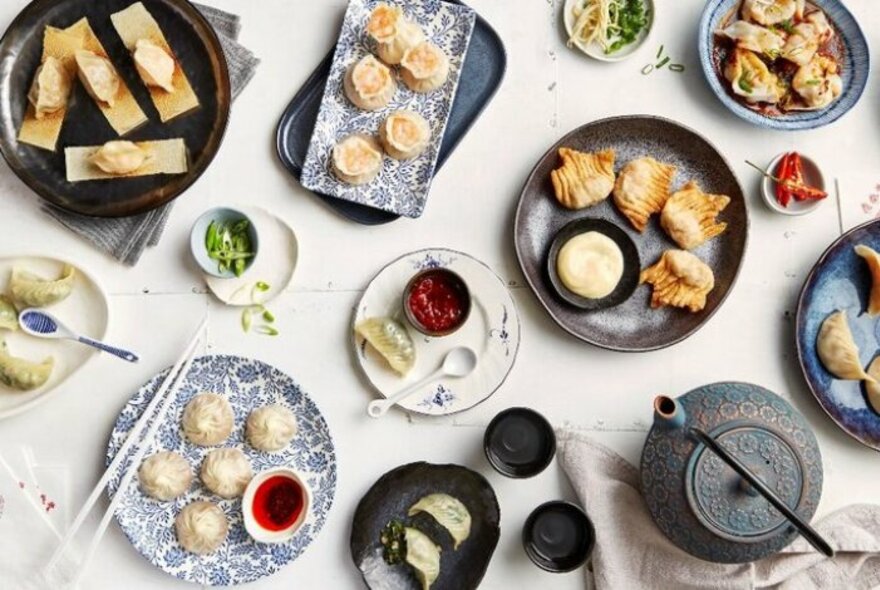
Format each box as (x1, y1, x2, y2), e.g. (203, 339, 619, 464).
(403, 268, 472, 337)
(759, 152, 827, 216)
(243, 468, 311, 544)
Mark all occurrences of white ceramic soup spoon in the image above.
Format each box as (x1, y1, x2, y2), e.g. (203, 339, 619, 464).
(367, 346, 478, 418)
(19, 309, 139, 363)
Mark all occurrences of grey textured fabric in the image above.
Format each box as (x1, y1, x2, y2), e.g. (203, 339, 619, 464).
(43, 4, 260, 266)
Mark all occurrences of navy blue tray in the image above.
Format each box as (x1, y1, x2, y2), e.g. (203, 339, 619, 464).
(275, 1, 506, 225)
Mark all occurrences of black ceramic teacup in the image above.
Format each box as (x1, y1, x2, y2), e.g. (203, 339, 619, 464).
(483, 407, 556, 478)
(522, 501, 595, 573)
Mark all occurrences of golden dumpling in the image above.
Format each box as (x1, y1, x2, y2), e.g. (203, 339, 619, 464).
(817, 310, 873, 382)
(344, 54, 396, 111)
(367, 3, 425, 65)
(613, 157, 676, 232)
(75, 50, 120, 106)
(864, 357, 880, 414)
(855, 244, 880, 317)
(640, 250, 715, 313)
(27, 57, 72, 120)
(379, 110, 431, 160)
(133, 39, 175, 93)
(550, 148, 615, 210)
(89, 141, 151, 175)
(401, 41, 450, 94)
(724, 48, 785, 105)
(332, 134, 383, 185)
(660, 181, 730, 250)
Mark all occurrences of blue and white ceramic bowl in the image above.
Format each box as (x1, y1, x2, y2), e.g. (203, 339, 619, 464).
(797, 219, 880, 451)
(106, 355, 337, 586)
(698, 0, 869, 130)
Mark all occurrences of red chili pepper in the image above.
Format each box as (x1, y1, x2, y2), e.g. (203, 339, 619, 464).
(788, 152, 828, 201)
(775, 152, 795, 207)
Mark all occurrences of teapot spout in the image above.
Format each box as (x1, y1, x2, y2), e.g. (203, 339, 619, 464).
(653, 395, 686, 429)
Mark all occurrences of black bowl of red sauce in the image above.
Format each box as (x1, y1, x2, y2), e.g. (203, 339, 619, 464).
(243, 468, 311, 543)
(403, 268, 472, 337)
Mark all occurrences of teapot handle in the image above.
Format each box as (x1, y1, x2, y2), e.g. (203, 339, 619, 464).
(689, 427, 834, 558)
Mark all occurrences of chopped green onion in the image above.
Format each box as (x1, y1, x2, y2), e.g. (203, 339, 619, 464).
(656, 44, 664, 59)
(655, 56, 670, 69)
(204, 218, 254, 276)
(241, 308, 253, 332)
(255, 281, 270, 292)
(262, 310, 275, 323)
(669, 63, 685, 73)
(641, 63, 654, 75)
(255, 325, 279, 337)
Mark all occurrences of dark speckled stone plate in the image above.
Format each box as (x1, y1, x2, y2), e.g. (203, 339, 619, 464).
(797, 219, 880, 451)
(0, 0, 230, 217)
(514, 115, 749, 352)
(350, 462, 500, 590)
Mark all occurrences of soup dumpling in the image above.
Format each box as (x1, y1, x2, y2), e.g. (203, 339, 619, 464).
(200, 448, 252, 498)
(332, 134, 384, 185)
(182, 393, 234, 446)
(401, 42, 450, 94)
(379, 110, 431, 160)
(176, 501, 228, 555)
(28, 57, 72, 120)
(75, 50, 120, 107)
(367, 3, 425, 65)
(344, 55, 396, 111)
(247, 404, 298, 452)
(139, 451, 192, 501)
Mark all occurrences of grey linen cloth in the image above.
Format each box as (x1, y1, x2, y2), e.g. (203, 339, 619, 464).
(557, 430, 880, 590)
(43, 3, 260, 266)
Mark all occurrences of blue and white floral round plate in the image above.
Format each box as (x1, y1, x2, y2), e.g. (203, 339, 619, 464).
(797, 219, 880, 451)
(354, 248, 521, 415)
(698, 0, 869, 130)
(105, 355, 337, 586)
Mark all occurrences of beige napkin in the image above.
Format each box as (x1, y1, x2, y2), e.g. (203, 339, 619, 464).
(557, 429, 880, 590)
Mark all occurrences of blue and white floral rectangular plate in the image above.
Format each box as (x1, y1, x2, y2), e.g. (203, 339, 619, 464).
(300, 0, 476, 218)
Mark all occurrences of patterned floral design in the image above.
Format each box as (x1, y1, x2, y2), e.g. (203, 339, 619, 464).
(105, 356, 337, 586)
(301, 0, 477, 218)
(418, 384, 456, 410)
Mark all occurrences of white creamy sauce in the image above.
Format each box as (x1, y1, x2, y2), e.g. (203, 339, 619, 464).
(556, 231, 624, 299)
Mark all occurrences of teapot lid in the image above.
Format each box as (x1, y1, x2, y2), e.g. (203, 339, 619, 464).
(640, 382, 823, 563)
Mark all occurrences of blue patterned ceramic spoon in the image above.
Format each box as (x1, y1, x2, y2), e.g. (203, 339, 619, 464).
(18, 309, 139, 363)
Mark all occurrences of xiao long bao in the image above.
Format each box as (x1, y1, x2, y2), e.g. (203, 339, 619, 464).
(200, 448, 253, 498)
(138, 451, 193, 501)
(246, 404, 298, 452)
(175, 501, 228, 555)
(182, 392, 234, 446)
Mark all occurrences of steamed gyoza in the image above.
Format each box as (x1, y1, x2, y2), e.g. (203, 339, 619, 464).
(855, 244, 880, 317)
(247, 404, 298, 452)
(367, 3, 425, 65)
(404, 527, 441, 590)
(401, 41, 450, 94)
(9, 265, 75, 308)
(355, 317, 416, 376)
(200, 448, 252, 498)
(409, 493, 471, 550)
(864, 358, 880, 415)
(379, 110, 431, 160)
(344, 54, 396, 111)
(176, 501, 228, 555)
(182, 393, 234, 446)
(0, 340, 53, 391)
(139, 451, 192, 501)
(816, 310, 873, 382)
(0, 297, 18, 331)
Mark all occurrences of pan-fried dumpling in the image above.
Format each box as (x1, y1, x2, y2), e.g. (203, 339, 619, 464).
(640, 250, 715, 313)
(551, 148, 615, 210)
(139, 451, 193, 501)
(332, 135, 383, 185)
(344, 55, 396, 111)
(855, 245, 880, 317)
(0, 296, 18, 331)
(724, 49, 786, 105)
(741, 0, 800, 26)
(660, 181, 730, 250)
(176, 501, 228, 555)
(28, 57, 72, 120)
(90, 141, 152, 175)
(789, 56, 842, 110)
(182, 393, 234, 446)
(74, 50, 120, 107)
(367, 3, 425, 65)
(715, 21, 785, 57)
(10, 265, 75, 308)
(613, 156, 676, 232)
(200, 448, 252, 498)
(404, 527, 441, 590)
(133, 39, 175, 93)
(246, 404, 298, 452)
(379, 110, 431, 160)
(0, 340, 54, 391)
(401, 42, 450, 94)
(817, 310, 873, 382)
(409, 494, 472, 550)
(864, 357, 880, 415)
(355, 317, 415, 376)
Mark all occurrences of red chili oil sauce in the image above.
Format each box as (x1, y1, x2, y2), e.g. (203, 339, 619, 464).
(407, 271, 468, 333)
(252, 475, 305, 531)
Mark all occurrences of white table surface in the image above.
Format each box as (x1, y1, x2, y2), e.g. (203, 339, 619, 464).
(1, 0, 880, 588)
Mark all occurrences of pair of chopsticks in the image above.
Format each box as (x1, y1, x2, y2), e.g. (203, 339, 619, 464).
(45, 318, 208, 587)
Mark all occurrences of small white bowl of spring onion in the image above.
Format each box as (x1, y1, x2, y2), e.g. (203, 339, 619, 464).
(563, 0, 654, 62)
(191, 207, 259, 279)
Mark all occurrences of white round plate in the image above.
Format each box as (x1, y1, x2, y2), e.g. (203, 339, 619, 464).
(205, 207, 299, 306)
(0, 256, 109, 420)
(563, 0, 654, 62)
(106, 355, 337, 586)
(354, 248, 521, 416)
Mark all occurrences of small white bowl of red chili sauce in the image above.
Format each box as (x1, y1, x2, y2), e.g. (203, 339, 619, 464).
(403, 268, 472, 337)
(242, 468, 311, 544)
(759, 152, 827, 216)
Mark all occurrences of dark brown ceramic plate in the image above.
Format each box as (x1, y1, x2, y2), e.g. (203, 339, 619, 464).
(0, 0, 230, 217)
(514, 115, 748, 352)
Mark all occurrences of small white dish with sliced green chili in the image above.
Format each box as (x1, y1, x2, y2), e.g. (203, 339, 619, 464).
(564, 0, 653, 62)
(191, 207, 259, 279)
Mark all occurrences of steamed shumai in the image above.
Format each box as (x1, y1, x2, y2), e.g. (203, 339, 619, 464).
(613, 156, 677, 232)
(855, 244, 880, 317)
(640, 250, 715, 313)
(344, 54, 397, 111)
(660, 181, 730, 250)
(550, 148, 615, 210)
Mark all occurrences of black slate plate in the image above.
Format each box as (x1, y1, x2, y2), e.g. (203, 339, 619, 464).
(276, 0, 506, 225)
(0, 0, 230, 217)
(514, 115, 749, 352)
(350, 462, 500, 590)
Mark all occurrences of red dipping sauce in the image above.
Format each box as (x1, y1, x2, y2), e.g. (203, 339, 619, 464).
(405, 270, 470, 335)
(252, 475, 305, 531)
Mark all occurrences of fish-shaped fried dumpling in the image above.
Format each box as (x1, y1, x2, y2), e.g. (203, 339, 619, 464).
(640, 250, 715, 313)
(355, 317, 416, 376)
(550, 148, 615, 210)
(613, 157, 676, 232)
(864, 357, 880, 415)
(660, 181, 730, 250)
(817, 310, 873, 382)
(724, 49, 786, 105)
(404, 527, 441, 590)
(10, 264, 75, 308)
(0, 296, 18, 331)
(0, 340, 54, 391)
(409, 493, 472, 550)
(855, 244, 880, 317)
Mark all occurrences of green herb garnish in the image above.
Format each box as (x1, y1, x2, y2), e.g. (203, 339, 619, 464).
(380, 520, 407, 565)
(669, 63, 685, 73)
(205, 219, 255, 277)
(236, 281, 279, 336)
(606, 0, 648, 54)
(656, 56, 670, 69)
(778, 19, 795, 35)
